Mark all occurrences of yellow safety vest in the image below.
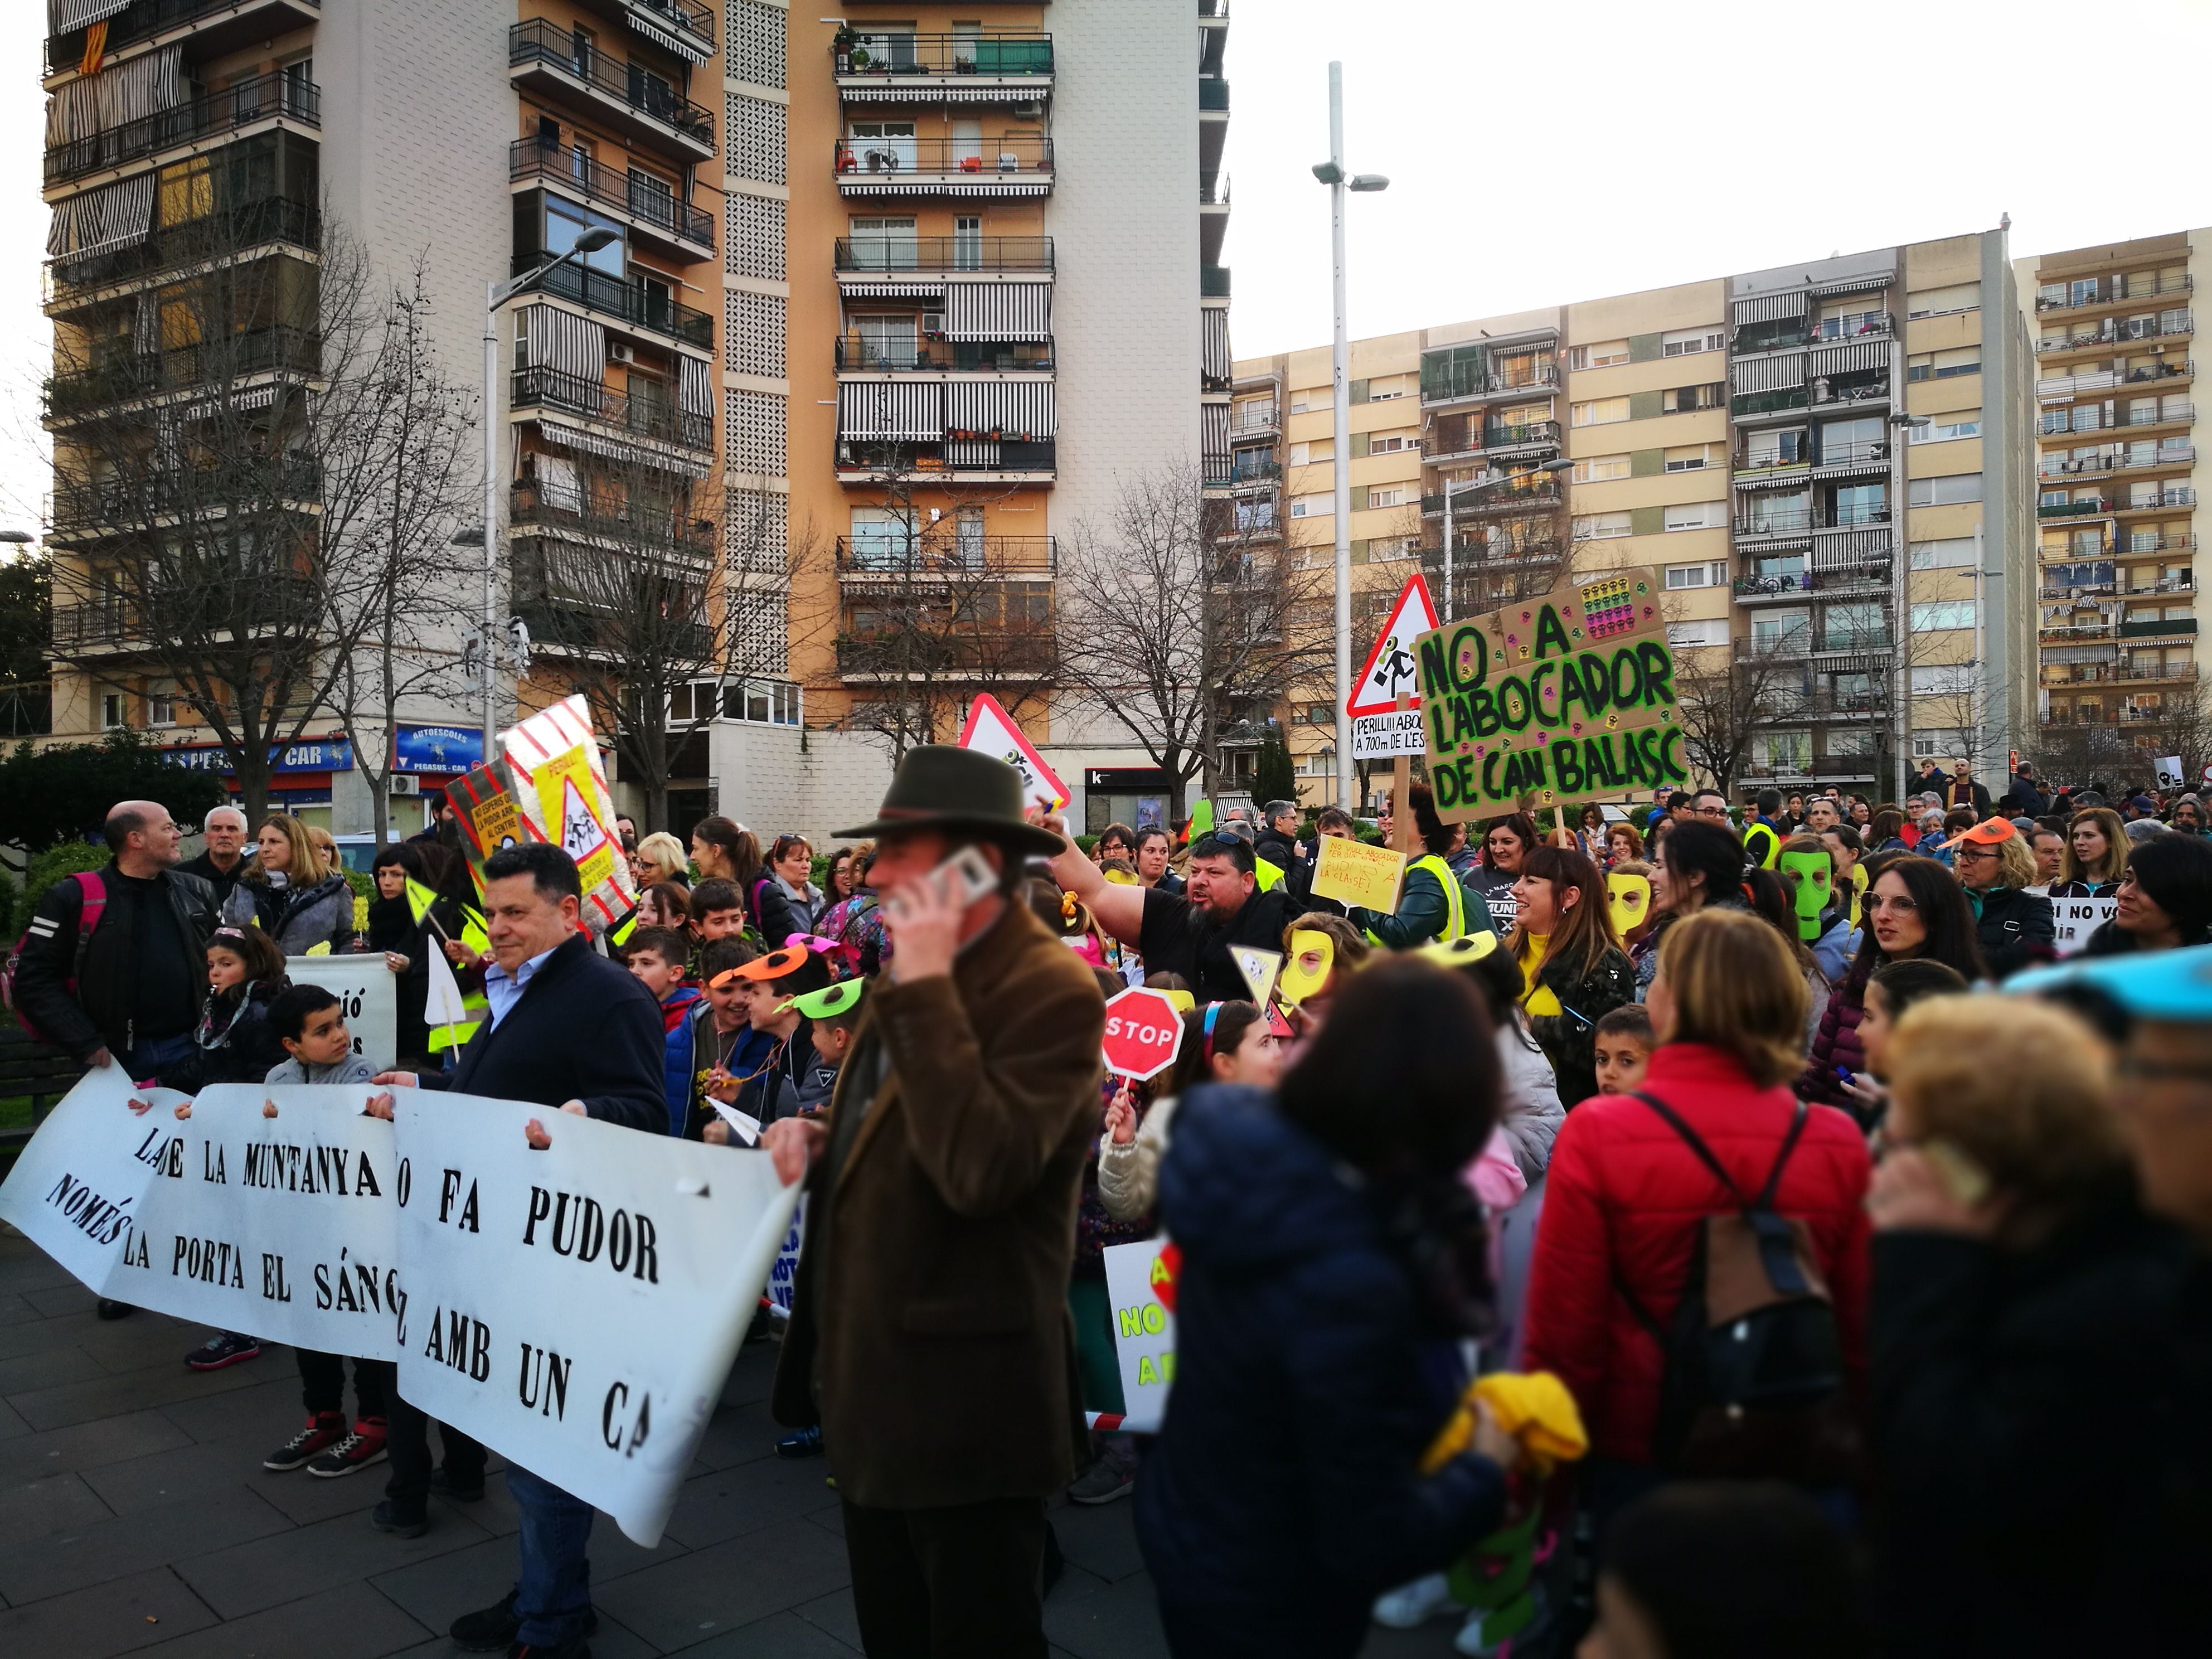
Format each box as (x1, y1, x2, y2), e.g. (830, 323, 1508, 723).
(427, 992, 489, 1053)
(1255, 857, 1284, 892)
(1366, 853, 1467, 947)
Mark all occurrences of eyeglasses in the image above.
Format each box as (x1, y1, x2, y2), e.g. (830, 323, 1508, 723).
(1691, 806, 1731, 820)
(1952, 846, 1998, 863)
(1864, 894, 1920, 915)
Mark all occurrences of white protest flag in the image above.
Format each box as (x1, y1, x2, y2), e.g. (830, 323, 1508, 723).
(390, 1090, 799, 1547)
(424, 940, 473, 1047)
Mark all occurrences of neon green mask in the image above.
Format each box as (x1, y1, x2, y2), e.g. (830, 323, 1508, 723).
(1778, 850, 1832, 939)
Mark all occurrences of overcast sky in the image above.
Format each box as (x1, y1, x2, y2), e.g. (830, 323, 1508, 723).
(2, 1, 2209, 533)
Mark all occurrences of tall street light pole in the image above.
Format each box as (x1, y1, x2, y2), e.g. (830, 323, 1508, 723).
(1314, 63, 1387, 811)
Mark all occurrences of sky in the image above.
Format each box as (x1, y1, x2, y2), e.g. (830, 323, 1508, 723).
(3, 0, 2211, 530)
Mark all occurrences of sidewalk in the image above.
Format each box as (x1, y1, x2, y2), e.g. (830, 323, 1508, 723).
(0, 1230, 1460, 1658)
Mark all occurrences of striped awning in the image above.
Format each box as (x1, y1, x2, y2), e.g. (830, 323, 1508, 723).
(943, 280, 1051, 342)
(839, 280, 944, 299)
(1812, 341, 1886, 377)
(46, 45, 185, 145)
(46, 172, 155, 262)
(947, 379, 1054, 438)
(1202, 308, 1231, 380)
(679, 356, 711, 418)
(625, 10, 710, 64)
(538, 419, 712, 479)
(1810, 530, 1893, 568)
(840, 380, 944, 442)
(522, 305, 605, 382)
(2045, 643, 2117, 664)
(1201, 401, 1230, 461)
(1733, 353, 1806, 393)
(1815, 274, 1895, 299)
(1734, 291, 1807, 324)
(1736, 470, 1808, 493)
(50, 0, 133, 32)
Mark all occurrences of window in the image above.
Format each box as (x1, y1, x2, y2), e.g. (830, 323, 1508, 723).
(1910, 600, 1976, 630)
(1663, 501, 1726, 531)
(1908, 347, 1981, 382)
(1908, 473, 1983, 507)
(1753, 731, 1812, 772)
(1744, 492, 1811, 533)
(1662, 382, 1724, 413)
(1912, 666, 1976, 696)
(101, 693, 126, 729)
(1664, 560, 1729, 589)
(1914, 410, 1981, 444)
(1287, 442, 1311, 466)
(1907, 282, 1981, 318)
(1664, 443, 1719, 472)
(545, 196, 625, 274)
(1751, 609, 1811, 650)
(1234, 497, 1275, 532)
(1817, 416, 1884, 463)
(1816, 307, 1888, 341)
(1745, 428, 1808, 468)
(1365, 487, 1405, 510)
(846, 215, 918, 269)
(1823, 603, 1885, 649)
(1289, 399, 1309, 414)
(1570, 340, 1629, 370)
(1367, 536, 1417, 563)
(1571, 396, 1629, 427)
(1910, 536, 1976, 570)
(1367, 433, 1414, 454)
(1573, 453, 1631, 483)
(1573, 511, 1632, 541)
(1662, 327, 1725, 357)
(1289, 493, 1331, 518)
(148, 688, 177, 727)
(1666, 619, 1730, 648)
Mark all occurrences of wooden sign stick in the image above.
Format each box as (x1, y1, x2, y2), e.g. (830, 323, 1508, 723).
(1391, 692, 1414, 857)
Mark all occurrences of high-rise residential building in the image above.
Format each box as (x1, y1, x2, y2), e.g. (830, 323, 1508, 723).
(2015, 231, 2203, 769)
(38, 0, 726, 830)
(1239, 227, 2037, 811)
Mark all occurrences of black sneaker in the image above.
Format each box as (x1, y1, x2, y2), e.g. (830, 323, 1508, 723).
(185, 1332, 261, 1372)
(433, 1466, 486, 1502)
(452, 1594, 598, 1654)
(776, 1424, 824, 1459)
(95, 1298, 134, 1321)
(371, 1499, 429, 1539)
(307, 1419, 389, 1478)
(264, 1411, 347, 1472)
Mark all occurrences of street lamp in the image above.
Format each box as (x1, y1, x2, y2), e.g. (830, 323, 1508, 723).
(476, 226, 619, 750)
(1314, 62, 1388, 812)
(1438, 455, 1575, 621)
(1886, 411, 1930, 801)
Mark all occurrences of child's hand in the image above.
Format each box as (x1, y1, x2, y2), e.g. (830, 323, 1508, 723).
(1468, 1399, 1521, 1472)
(172, 1101, 192, 1120)
(1104, 1085, 1137, 1146)
(365, 1092, 396, 1121)
(703, 1119, 731, 1146)
(705, 1068, 739, 1103)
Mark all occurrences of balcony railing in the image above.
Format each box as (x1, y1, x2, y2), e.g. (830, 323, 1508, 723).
(1734, 566, 1891, 599)
(836, 137, 1052, 182)
(1200, 77, 1230, 111)
(2039, 498, 2109, 519)
(2126, 487, 2197, 510)
(835, 630, 1055, 676)
(508, 21, 714, 150)
(511, 253, 713, 348)
(2118, 531, 2199, 555)
(1202, 265, 1231, 298)
(833, 533, 1056, 575)
(1420, 482, 1563, 516)
(2037, 275, 2192, 311)
(832, 32, 1051, 77)
(44, 0, 321, 78)
(45, 71, 320, 186)
(2119, 617, 2199, 639)
(625, 0, 716, 52)
(1738, 510, 1812, 536)
(511, 364, 712, 452)
(45, 325, 320, 417)
(1201, 173, 1230, 207)
(1814, 439, 1891, 469)
(1228, 457, 1281, 483)
(1732, 387, 1811, 419)
(834, 235, 1054, 272)
(1228, 403, 1278, 435)
(2039, 446, 2196, 481)
(48, 196, 318, 295)
(2044, 401, 2195, 436)
(510, 140, 712, 253)
(2038, 361, 2194, 399)
(837, 438, 1057, 476)
(53, 459, 322, 531)
(834, 333, 1052, 373)
(2038, 316, 2194, 355)
(509, 479, 714, 555)
(51, 573, 318, 652)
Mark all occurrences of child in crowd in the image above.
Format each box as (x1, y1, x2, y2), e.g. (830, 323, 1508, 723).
(704, 978, 862, 1144)
(688, 878, 749, 971)
(625, 926, 704, 1136)
(180, 925, 291, 1374)
(726, 948, 833, 1128)
(1840, 958, 1970, 1126)
(636, 881, 691, 932)
(684, 939, 776, 1140)
(259, 984, 390, 1479)
(1591, 1004, 1655, 1099)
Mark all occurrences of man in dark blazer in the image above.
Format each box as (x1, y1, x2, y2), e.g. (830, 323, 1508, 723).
(370, 841, 663, 1656)
(764, 748, 1107, 1657)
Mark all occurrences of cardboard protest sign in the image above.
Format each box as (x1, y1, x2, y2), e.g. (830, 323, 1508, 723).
(1230, 945, 1281, 1009)
(284, 956, 399, 1073)
(1415, 566, 1687, 822)
(502, 695, 636, 933)
(1311, 833, 1406, 913)
(1102, 1236, 1178, 1432)
(448, 761, 527, 899)
(2155, 754, 2185, 790)
(2049, 893, 2119, 957)
(957, 691, 1068, 812)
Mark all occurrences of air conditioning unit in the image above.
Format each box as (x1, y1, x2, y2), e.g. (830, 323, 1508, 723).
(390, 774, 422, 797)
(609, 342, 637, 366)
(1010, 101, 1045, 120)
(921, 311, 945, 337)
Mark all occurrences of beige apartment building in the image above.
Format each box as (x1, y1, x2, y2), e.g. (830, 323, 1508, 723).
(1233, 227, 2038, 809)
(2015, 231, 2204, 773)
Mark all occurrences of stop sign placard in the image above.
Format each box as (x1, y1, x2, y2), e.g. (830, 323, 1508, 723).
(1102, 987, 1186, 1081)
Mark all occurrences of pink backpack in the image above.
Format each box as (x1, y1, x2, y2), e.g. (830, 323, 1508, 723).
(2, 872, 108, 1046)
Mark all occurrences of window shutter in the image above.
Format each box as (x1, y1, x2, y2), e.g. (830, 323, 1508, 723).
(1629, 506, 1665, 537)
(1627, 332, 1663, 363)
(1630, 448, 1663, 478)
(1628, 390, 1663, 421)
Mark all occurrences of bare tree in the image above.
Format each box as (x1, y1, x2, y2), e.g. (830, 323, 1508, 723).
(1671, 634, 1818, 798)
(1058, 465, 1332, 818)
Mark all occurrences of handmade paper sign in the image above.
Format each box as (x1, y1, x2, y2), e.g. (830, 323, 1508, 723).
(2049, 894, 2119, 957)
(1311, 834, 1406, 914)
(957, 692, 1068, 812)
(1102, 1236, 1178, 1433)
(1414, 566, 1687, 822)
(1230, 945, 1282, 1010)
(502, 695, 636, 933)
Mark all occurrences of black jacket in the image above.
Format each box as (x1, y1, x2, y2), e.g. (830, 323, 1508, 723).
(1873, 1201, 2208, 1657)
(1970, 885, 2056, 981)
(418, 933, 665, 1132)
(192, 978, 290, 1086)
(13, 862, 220, 1063)
(745, 872, 799, 950)
(1135, 1088, 1506, 1650)
(1527, 945, 1637, 1109)
(180, 850, 250, 908)
(1253, 826, 1300, 874)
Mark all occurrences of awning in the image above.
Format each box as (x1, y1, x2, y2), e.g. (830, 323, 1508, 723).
(839, 280, 944, 298)
(1812, 341, 1887, 377)
(1202, 308, 1231, 380)
(1734, 292, 1807, 324)
(840, 380, 943, 442)
(1736, 470, 1808, 493)
(1815, 274, 1895, 299)
(1202, 401, 1230, 462)
(2045, 643, 2117, 664)
(538, 419, 712, 478)
(624, 10, 710, 64)
(46, 172, 154, 263)
(50, 0, 133, 32)
(1810, 529, 1893, 569)
(679, 356, 711, 419)
(46, 45, 185, 146)
(1732, 353, 1806, 393)
(943, 280, 1051, 342)
(522, 305, 605, 382)
(947, 379, 1054, 438)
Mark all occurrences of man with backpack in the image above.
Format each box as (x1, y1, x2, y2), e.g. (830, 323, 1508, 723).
(7, 799, 222, 1318)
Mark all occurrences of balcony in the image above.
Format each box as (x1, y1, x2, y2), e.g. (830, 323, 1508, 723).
(1734, 565, 1892, 603)
(509, 479, 714, 558)
(1202, 265, 1231, 298)
(2037, 316, 2194, 356)
(834, 533, 1056, 579)
(2037, 275, 2191, 312)
(836, 437, 1056, 482)
(1425, 417, 1561, 463)
(2117, 530, 2199, 556)
(1420, 479, 1563, 517)
(1809, 375, 1891, 414)
(836, 137, 1052, 197)
(511, 365, 712, 454)
(2040, 622, 2117, 644)
(1226, 456, 1281, 484)
(834, 235, 1054, 280)
(1228, 402, 1279, 438)
(2119, 487, 2197, 512)
(2039, 498, 2109, 520)
(1812, 439, 1891, 476)
(2044, 401, 2195, 437)
(45, 324, 319, 420)
(43, 0, 321, 80)
(51, 458, 321, 538)
(833, 31, 1051, 99)
(508, 21, 715, 159)
(602, 0, 716, 61)
(1200, 77, 1230, 111)
(1423, 366, 1561, 406)
(1732, 387, 1811, 421)
(835, 629, 1055, 678)
(510, 140, 712, 258)
(834, 333, 1053, 374)
(45, 71, 319, 188)
(2119, 618, 2199, 641)
(2039, 446, 2196, 484)
(51, 573, 317, 653)
(511, 253, 712, 350)
(47, 196, 318, 304)
(2039, 360, 2193, 399)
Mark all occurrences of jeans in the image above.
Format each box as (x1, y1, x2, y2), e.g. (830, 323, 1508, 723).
(506, 1464, 595, 1646)
(117, 1031, 196, 1089)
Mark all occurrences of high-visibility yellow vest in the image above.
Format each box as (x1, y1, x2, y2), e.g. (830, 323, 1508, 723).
(1366, 854, 1467, 947)
(427, 992, 489, 1052)
(1255, 857, 1284, 892)
(1743, 821, 1780, 870)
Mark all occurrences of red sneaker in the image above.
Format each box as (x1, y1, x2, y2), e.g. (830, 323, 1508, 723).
(264, 1411, 347, 1472)
(307, 1417, 389, 1478)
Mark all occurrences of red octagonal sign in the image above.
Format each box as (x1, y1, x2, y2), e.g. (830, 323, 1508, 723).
(1102, 987, 1185, 1082)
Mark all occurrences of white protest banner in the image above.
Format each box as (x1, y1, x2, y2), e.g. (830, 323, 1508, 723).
(763, 1197, 806, 1320)
(0, 1066, 180, 1292)
(390, 1091, 798, 1548)
(284, 956, 399, 1073)
(1101, 1236, 1178, 1433)
(2050, 894, 2119, 957)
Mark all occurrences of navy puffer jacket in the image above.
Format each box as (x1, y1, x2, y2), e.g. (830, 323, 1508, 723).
(1134, 1086, 1505, 1655)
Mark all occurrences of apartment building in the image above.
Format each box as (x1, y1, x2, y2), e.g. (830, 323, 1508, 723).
(38, 0, 726, 830)
(2015, 231, 2204, 763)
(1239, 227, 2035, 809)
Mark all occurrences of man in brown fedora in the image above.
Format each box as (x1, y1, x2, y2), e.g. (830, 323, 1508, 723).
(763, 745, 1106, 1656)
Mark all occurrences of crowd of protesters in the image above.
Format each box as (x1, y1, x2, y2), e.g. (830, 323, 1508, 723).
(12, 749, 2212, 1659)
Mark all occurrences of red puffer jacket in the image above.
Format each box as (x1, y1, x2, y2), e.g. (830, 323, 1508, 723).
(1521, 1042, 1873, 1466)
(1799, 958, 1872, 1114)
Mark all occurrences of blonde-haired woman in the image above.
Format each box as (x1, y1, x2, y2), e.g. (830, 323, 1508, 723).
(1946, 819, 2055, 980)
(630, 831, 690, 890)
(2052, 807, 2128, 898)
(1524, 908, 1871, 1498)
(224, 814, 355, 955)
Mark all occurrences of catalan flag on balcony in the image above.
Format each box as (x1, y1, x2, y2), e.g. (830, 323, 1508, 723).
(77, 21, 108, 75)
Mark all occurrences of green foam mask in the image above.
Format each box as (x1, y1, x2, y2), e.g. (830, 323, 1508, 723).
(1778, 850, 1832, 939)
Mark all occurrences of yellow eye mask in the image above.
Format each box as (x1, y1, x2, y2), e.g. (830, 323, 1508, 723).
(1278, 930, 1335, 1005)
(1606, 872, 1651, 940)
